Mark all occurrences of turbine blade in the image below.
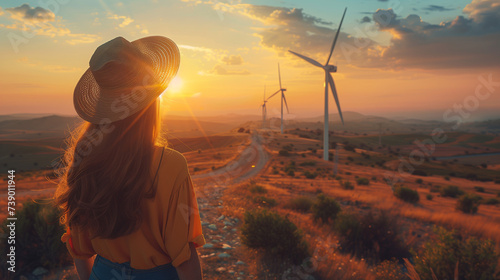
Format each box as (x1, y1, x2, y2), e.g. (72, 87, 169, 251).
(325, 7, 347, 66)
(267, 89, 280, 100)
(328, 73, 344, 125)
(283, 93, 290, 113)
(278, 63, 282, 89)
(288, 50, 323, 68)
(263, 85, 266, 101)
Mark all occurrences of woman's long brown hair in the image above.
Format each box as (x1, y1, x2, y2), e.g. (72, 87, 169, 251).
(55, 99, 165, 239)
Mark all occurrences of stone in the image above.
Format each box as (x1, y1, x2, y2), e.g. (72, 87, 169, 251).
(208, 224, 217, 230)
(236, 260, 246, 266)
(222, 244, 232, 250)
(216, 267, 226, 272)
(217, 215, 225, 221)
(201, 222, 209, 226)
(218, 253, 231, 258)
(202, 243, 214, 249)
(32, 267, 49, 276)
(224, 221, 233, 226)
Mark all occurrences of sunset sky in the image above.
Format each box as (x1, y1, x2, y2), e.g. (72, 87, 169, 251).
(1, 0, 499, 121)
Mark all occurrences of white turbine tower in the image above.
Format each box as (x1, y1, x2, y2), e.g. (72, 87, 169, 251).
(288, 7, 347, 162)
(267, 63, 289, 134)
(260, 86, 268, 129)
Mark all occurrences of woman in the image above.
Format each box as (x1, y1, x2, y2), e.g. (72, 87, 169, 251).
(54, 36, 205, 280)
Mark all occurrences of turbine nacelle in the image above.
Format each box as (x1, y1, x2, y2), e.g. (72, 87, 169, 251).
(325, 65, 337, 73)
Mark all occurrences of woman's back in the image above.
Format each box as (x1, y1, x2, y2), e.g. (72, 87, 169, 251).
(62, 147, 205, 270)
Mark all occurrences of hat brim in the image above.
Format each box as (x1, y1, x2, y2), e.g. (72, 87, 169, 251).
(74, 36, 180, 124)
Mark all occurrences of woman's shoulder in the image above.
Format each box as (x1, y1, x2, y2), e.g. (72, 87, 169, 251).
(157, 146, 189, 176)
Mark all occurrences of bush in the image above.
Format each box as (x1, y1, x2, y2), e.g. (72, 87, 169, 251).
(415, 178, 423, 184)
(426, 194, 433, 200)
(312, 194, 341, 224)
(0, 200, 71, 276)
(335, 211, 409, 262)
(241, 209, 309, 264)
(473, 186, 485, 193)
(249, 184, 267, 194)
(278, 149, 290, 156)
(303, 171, 317, 179)
(375, 259, 406, 280)
(456, 193, 482, 214)
(299, 161, 316, 166)
(413, 227, 499, 280)
(484, 198, 500, 205)
(393, 186, 420, 204)
(356, 177, 370, 185)
(444, 176, 450, 181)
(440, 185, 464, 198)
(285, 196, 313, 213)
(429, 185, 441, 193)
(286, 169, 295, 176)
(253, 196, 277, 207)
(342, 181, 354, 190)
(413, 169, 427, 176)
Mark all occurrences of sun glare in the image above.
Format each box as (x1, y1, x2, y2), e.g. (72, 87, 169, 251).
(166, 76, 183, 94)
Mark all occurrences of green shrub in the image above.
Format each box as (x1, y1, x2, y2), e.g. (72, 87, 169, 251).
(0, 200, 71, 276)
(426, 194, 433, 200)
(474, 186, 485, 193)
(484, 198, 500, 205)
(342, 181, 354, 190)
(312, 194, 341, 224)
(444, 176, 450, 181)
(440, 185, 464, 198)
(335, 210, 409, 262)
(285, 196, 313, 213)
(393, 186, 420, 204)
(356, 177, 370, 185)
(249, 184, 267, 194)
(413, 227, 499, 280)
(303, 171, 317, 179)
(287, 169, 295, 176)
(253, 196, 277, 207)
(241, 209, 309, 264)
(415, 178, 423, 184)
(456, 193, 482, 214)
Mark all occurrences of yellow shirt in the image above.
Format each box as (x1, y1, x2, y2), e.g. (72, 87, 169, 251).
(61, 147, 206, 269)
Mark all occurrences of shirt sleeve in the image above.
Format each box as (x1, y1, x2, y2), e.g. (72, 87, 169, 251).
(163, 173, 206, 267)
(61, 224, 96, 259)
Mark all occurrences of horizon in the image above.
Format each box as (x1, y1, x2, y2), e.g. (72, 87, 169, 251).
(1, 0, 499, 122)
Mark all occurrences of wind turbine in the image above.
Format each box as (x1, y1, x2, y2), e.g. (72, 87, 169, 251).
(260, 86, 268, 129)
(288, 7, 347, 161)
(267, 63, 289, 134)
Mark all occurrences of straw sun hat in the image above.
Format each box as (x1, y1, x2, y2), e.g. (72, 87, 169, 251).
(74, 36, 180, 124)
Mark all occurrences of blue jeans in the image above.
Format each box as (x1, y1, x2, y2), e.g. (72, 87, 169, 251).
(89, 255, 179, 280)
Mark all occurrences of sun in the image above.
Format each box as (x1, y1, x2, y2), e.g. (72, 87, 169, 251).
(166, 76, 183, 94)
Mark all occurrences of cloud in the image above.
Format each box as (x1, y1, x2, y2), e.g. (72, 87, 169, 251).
(208, 65, 251, 75)
(361, 16, 371, 23)
(188, 0, 500, 70)
(17, 56, 84, 73)
(221, 54, 243, 65)
(5, 4, 55, 22)
(0, 4, 99, 45)
(423, 5, 454, 12)
(369, 0, 500, 69)
(0, 7, 4, 16)
(107, 13, 134, 28)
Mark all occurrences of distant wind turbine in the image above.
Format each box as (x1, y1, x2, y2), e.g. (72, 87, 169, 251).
(260, 86, 268, 129)
(288, 7, 347, 161)
(267, 63, 289, 134)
